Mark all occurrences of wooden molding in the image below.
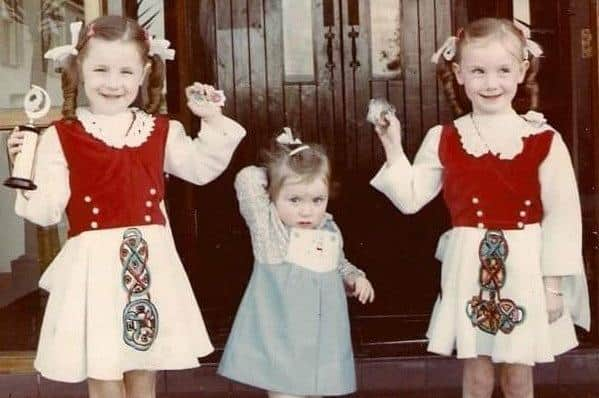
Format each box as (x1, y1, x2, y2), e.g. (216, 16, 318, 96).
(0, 351, 35, 374)
(0, 108, 62, 131)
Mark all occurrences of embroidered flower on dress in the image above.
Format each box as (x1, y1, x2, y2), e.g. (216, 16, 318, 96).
(76, 108, 156, 149)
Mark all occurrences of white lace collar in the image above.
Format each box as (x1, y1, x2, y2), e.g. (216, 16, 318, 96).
(76, 107, 156, 149)
(453, 110, 548, 160)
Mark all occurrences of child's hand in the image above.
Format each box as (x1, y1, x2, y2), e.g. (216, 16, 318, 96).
(347, 276, 375, 304)
(374, 113, 403, 165)
(6, 127, 24, 163)
(185, 83, 223, 122)
(545, 290, 564, 323)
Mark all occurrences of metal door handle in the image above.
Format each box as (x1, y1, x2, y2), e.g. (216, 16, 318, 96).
(349, 27, 360, 69)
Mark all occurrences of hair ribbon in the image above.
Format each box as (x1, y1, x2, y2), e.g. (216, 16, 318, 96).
(430, 36, 458, 64)
(523, 39, 543, 60)
(276, 127, 309, 156)
(44, 21, 82, 65)
(147, 36, 175, 60)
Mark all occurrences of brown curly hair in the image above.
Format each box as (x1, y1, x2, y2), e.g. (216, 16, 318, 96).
(261, 131, 331, 201)
(60, 15, 165, 119)
(436, 18, 541, 117)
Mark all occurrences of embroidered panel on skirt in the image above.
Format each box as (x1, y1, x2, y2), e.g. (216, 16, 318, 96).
(119, 228, 159, 350)
(466, 230, 525, 335)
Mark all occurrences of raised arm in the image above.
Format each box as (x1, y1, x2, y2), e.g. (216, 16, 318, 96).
(14, 126, 70, 226)
(370, 117, 444, 214)
(164, 116, 245, 185)
(234, 165, 272, 230)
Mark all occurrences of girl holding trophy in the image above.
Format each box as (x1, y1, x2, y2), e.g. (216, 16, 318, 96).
(7, 15, 245, 398)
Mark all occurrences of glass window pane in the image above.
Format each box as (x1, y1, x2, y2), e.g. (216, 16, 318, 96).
(370, 0, 402, 79)
(0, 1, 83, 114)
(513, 0, 531, 37)
(282, 0, 314, 82)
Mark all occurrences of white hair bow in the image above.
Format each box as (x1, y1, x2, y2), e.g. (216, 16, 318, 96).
(44, 21, 82, 65)
(430, 36, 458, 64)
(276, 127, 302, 145)
(523, 39, 543, 60)
(276, 127, 309, 155)
(148, 37, 175, 60)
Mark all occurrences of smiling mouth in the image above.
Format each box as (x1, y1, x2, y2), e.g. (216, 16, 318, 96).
(99, 93, 124, 99)
(480, 93, 502, 99)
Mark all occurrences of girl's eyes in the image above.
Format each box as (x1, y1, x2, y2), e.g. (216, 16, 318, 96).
(91, 68, 135, 74)
(288, 196, 326, 204)
(499, 67, 511, 73)
(471, 68, 484, 75)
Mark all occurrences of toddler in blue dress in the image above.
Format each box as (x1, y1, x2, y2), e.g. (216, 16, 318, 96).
(218, 129, 375, 398)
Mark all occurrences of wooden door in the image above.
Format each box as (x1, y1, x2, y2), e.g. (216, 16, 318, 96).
(163, 0, 598, 346)
(162, 1, 455, 342)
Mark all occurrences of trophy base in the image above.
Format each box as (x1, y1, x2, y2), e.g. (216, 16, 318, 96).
(3, 177, 37, 190)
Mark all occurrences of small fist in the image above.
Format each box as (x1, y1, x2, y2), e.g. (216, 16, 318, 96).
(374, 112, 401, 138)
(346, 276, 375, 304)
(185, 83, 225, 122)
(6, 127, 24, 163)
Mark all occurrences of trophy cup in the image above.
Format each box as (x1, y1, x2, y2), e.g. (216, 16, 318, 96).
(4, 85, 51, 190)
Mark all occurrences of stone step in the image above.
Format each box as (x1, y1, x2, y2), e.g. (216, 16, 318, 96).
(0, 255, 39, 308)
(1, 347, 599, 397)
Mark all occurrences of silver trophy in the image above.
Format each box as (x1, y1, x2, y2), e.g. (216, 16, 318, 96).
(4, 85, 51, 190)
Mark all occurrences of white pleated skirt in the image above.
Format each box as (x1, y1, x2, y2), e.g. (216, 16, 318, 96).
(34, 224, 214, 382)
(427, 224, 580, 365)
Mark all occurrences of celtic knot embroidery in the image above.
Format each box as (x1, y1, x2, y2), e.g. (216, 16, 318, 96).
(466, 230, 525, 335)
(120, 228, 158, 350)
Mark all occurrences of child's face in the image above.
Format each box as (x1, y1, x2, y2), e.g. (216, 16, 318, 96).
(80, 38, 147, 115)
(274, 174, 329, 229)
(452, 39, 529, 116)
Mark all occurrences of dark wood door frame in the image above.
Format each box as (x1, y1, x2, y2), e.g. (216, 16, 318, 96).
(591, 0, 599, 341)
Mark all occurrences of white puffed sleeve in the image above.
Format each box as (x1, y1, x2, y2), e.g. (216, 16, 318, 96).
(539, 132, 584, 276)
(370, 125, 444, 214)
(164, 115, 246, 185)
(14, 126, 70, 226)
(539, 131, 590, 330)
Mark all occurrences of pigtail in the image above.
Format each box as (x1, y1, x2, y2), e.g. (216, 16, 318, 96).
(436, 59, 472, 118)
(61, 55, 80, 120)
(144, 54, 165, 114)
(515, 55, 540, 113)
(437, 60, 462, 117)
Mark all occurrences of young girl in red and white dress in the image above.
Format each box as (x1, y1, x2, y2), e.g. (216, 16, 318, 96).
(7, 15, 245, 398)
(370, 18, 589, 398)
